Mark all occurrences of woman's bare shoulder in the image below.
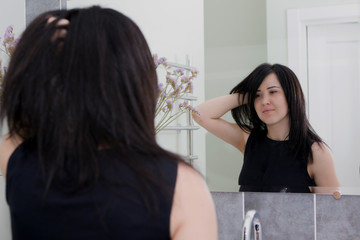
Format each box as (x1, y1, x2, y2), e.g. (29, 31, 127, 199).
(170, 162, 217, 240)
(176, 162, 204, 182)
(309, 141, 340, 188)
(311, 141, 333, 160)
(0, 133, 23, 178)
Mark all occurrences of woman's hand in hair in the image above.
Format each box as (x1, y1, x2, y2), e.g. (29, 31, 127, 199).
(47, 17, 69, 47)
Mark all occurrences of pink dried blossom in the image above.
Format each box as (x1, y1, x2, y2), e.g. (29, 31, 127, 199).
(185, 82, 193, 93)
(166, 100, 173, 111)
(174, 68, 185, 75)
(1, 25, 19, 91)
(154, 54, 168, 67)
(172, 88, 181, 98)
(166, 75, 177, 89)
(181, 76, 189, 83)
(191, 69, 199, 77)
(3, 25, 15, 45)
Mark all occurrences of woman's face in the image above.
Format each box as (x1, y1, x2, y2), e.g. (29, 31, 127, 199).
(254, 73, 289, 128)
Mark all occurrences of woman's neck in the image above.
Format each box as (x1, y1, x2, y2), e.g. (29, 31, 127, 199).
(266, 119, 290, 141)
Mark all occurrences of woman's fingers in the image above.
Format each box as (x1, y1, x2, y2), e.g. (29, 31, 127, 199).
(47, 17, 70, 43)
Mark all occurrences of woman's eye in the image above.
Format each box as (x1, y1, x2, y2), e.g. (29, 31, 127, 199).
(255, 94, 261, 98)
(270, 90, 277, 94)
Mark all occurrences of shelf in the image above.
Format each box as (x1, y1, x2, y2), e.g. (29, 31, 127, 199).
(162, 126, 200, 131)
(180, 95, 197, 101)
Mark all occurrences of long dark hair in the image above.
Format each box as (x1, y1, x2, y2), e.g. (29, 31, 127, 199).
(230, 63, 323, 164)
(0, 6, 181, 204)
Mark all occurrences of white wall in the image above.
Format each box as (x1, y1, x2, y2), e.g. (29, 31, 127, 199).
(0, 1, 26, 239)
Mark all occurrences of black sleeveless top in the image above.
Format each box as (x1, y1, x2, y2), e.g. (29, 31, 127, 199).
(239, 130, 316, 193)
(6, 141, 178, 240)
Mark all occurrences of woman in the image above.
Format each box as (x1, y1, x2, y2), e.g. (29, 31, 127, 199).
(193, 63, 340, 193)
(0, 6, 217, 239)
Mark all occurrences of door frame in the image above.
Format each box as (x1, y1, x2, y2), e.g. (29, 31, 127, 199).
(287, 4, 360, 111)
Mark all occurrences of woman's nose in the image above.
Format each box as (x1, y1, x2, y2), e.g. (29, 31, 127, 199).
(262, 96, 270, 105)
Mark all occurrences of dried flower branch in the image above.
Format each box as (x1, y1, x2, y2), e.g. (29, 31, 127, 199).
(0, 25, 19, 95)
(154, 54, 199, 134)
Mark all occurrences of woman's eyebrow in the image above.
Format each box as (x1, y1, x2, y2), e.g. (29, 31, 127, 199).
(267, 86, 280, 90)
(257, 86, 280, 91)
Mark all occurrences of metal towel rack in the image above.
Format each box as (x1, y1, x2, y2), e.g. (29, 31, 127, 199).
(162, 57, 199, 165)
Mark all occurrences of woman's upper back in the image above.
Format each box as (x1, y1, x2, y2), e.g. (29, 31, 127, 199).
(6, 140, 177, 240)
(1, 134, 218, 240)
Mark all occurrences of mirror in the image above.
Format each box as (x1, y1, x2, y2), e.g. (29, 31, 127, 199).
(23, 0, 360, 194)
(204, 0, 360, 194)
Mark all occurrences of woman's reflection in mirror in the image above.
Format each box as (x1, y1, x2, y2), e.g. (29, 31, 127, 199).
(193, 63, 340, 193)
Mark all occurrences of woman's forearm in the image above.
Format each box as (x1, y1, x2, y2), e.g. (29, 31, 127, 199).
(193, 93, 243, 120)
(192, 93, 248, 152)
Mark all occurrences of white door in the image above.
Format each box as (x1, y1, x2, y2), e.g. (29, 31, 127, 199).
(307, 22, 360, 187)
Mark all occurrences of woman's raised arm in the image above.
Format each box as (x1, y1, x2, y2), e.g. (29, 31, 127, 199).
(192, 93, 249, 153)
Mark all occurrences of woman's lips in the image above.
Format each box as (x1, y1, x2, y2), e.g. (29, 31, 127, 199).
(263, 109, 274, 114)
